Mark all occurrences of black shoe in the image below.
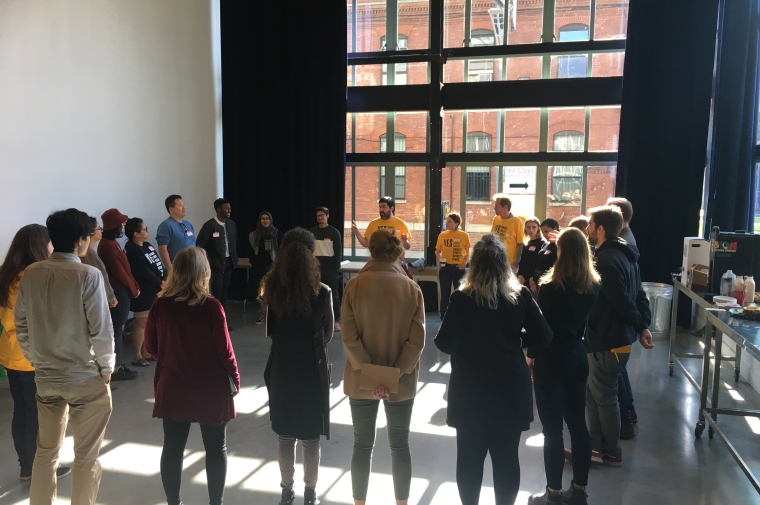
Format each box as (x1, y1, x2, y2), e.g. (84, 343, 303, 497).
(255, 316, 265, 325)
(304, 487, 319, 505)
(528, 487, 562, 505)
(56, 466, 72, 479)
(112, 366, 138, 381)
(279, 488, 295, 505)
(20, 468, 32, 482)
(566, 487, 588, 505)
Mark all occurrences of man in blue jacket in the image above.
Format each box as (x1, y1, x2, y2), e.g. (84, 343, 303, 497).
(584, 205, 653, 467)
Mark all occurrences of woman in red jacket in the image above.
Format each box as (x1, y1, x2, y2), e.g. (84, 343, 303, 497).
(145, 247, 239, 505)
(98, 208, 140, 381)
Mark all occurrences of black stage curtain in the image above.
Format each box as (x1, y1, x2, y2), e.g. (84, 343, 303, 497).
(220, 1, 347, 257)
(703, 0, 760, 235)
(617, 0, 720, 283)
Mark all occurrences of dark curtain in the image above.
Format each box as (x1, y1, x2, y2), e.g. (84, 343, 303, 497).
(617, 0, 720, 283)
(220, 1, 347, 258)
(703, 0, 760, 235)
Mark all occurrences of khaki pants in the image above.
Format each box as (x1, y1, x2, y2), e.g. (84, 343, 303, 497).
(31, 376, 112, 505)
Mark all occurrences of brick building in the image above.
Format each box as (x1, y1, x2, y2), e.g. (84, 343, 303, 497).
(346, 0, 627, 257)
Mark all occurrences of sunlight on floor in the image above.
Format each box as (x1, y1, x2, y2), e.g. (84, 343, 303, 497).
(524, 434, 544, 447)
(429, 481, 531, 505)
(193, 455, 264, 486)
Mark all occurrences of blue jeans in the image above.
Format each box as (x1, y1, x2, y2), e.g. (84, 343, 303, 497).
(438, 264, 466, 318)
(7, 369, 38, 472)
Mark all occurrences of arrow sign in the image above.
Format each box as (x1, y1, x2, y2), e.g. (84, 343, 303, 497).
(509, 182, 529, 190)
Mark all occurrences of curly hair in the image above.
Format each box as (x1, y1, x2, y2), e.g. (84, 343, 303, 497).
(260, 227, 321, 317)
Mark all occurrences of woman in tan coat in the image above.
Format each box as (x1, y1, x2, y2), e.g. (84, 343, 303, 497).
(341, 229, 425, 505)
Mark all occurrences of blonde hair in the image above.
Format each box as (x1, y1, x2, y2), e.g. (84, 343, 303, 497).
(523, 216, 540, 244)
(460, 234, 522, 309)
(369, 229, 404, 262)
(539, 228, 600, 294)
(158, 247, 211, 306)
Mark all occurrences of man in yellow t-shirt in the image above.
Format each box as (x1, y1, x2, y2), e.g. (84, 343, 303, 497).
(490, 193, 524, 270)
(351, 196, 412, 250)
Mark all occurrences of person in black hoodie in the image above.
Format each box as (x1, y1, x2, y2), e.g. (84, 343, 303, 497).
(517, 217, 545, 289)
(197, 199, 239, 322)
(583, 205, 653, 467)
(531, 219, 560, 294)
(527, 228, 600, 505)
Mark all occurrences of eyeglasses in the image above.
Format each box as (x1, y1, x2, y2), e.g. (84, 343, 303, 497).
(96, 227, 103, 232)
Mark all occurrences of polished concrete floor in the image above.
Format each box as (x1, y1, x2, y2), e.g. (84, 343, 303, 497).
(1, 303, 760, 505)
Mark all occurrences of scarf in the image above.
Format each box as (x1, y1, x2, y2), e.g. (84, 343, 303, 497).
(249, 212, 279, 261)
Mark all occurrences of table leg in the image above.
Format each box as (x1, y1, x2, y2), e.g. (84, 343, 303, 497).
(734, 345, 742, 383)
(669, 284, 680, 376)
(696, 319, 713, 438)
(709, 328, 724, 438)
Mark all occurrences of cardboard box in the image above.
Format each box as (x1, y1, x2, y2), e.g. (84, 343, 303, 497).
(690, 264, 709, 288)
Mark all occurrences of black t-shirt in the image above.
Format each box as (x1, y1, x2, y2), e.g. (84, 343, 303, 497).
(517, 237, 547, 285)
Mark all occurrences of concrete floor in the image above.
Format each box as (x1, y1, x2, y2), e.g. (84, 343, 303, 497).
(1, 303, 760, 505)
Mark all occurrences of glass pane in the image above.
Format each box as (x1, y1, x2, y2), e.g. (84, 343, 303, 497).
(556, 3, 592, 42)
(502, 166, 537, 218)
(355, 113, 387, 153)
(594, 0, 629, 40)
(443, 111, 464, 152)
(354, 65, 383, 86)
(353, 166, 382, 257)
(347, 1, 353, 53)
(405, 62, 429, 85)
(442, 166, 462, 231)
(465, 167, 499, 246)
(347, 66, 353, 87)
(356, 0, 386, 52)
(344, 166, 354, 257)
(467, 110, 500, 152)
(471, 6, 500, 45)
(588, 106, 621, 152)
(551, 55, 588, 79)
(506, 56, 543, 80)
(548, 108, 586, 152)
(504, 109, 541, 152)
(346, 114, 353, 154)
(394, 166, 427, 259)
(444, 60, 465, 83)
(547, 165, 583, 228)
(506, 0, 544, 45)
(586, 166, 617, 210)
(395, 112, 428, 153)
(592, 52, 625, 77)
(468, 58, 503, 82)
(400, 0, 429, 49)
(444, 0, 466, 48)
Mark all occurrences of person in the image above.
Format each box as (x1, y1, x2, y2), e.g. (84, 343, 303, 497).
(606, 197, 638, 436)
(197, 198, 238, 324)
(249, 211, 283, 324)
(567, 216, 589, 235)
(144, 247, 239, 505)
(584, 205, 653, 467)
(0, 225, 71, 483)
(531, 219, 560, 293)
(261, 228, 334, 505)
(15, 209, 114, 505)
(341, 229, 425, 505)
(434, 234, 552, 505)
(435, 212, 471, 318)
(516, 217, 546, 288)
(124, 217, 166, 366)
(526, 228, 600, 505)
(80, 218, 117, 309)
(156, 194, 196, 274)
(310, 206, 343, 332)
(350, 196, 412, 250)
(98, 208, 140, 381)
(490, 194, 524, 271)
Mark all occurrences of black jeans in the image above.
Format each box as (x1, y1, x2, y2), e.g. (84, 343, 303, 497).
(618, 367, 634, 423)
(7, 369, 38, 472)
(110, 287, 131, 367)
(455, 424, 523, 505)
(210, 258, 235, 312)
(320, 266, 341, 320)
(533, 345, 591, 489)
(161, 418, 227, 505)
(438, 264, 466, 318)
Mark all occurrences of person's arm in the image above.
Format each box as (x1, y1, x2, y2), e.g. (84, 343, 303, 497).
(351, 221, 369, 248)
(520, 288, 553, 349)
(434, 291, 465, 354)
(400, 232, 411, 250)
(458, 250, 469, 270)
(341, 283, 372, 370)
(211, 301, 240, 390)
(435, 246, 442, 266)
(597, 257, 645, 331)
(83, 271, 116, 377)
(196, 221, 212, 250)
(528, 283, 555, 358)
(515, 243, 524, 266)
(333, 227, 343, 269)
(393, 286, 426, 374)
(634, 266, 654, 349)
(14, 281, 30, 363)
(144, 308, 158, 359)
(157, 246, 172, 272)
(322, 286, 335, 344)
(156, 222, 172, 272)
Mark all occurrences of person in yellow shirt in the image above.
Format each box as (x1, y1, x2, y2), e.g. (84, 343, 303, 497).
(351, 196, 412, 250)
(0, 224, 70, 482)
(435, 212, 471, 318)
(490, 194, 524, 270)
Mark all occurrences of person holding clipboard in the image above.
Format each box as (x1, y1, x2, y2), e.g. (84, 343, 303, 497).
(435, 212, 471, 319)
(341, 229, 426, 505)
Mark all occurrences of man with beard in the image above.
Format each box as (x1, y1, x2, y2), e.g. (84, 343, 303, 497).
(351, 196, 411, 251)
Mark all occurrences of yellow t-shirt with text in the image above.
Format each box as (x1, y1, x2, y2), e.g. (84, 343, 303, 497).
(364, 217, 411, 242)
(491, 215, 524, 264)
(436, 230, 471, 265)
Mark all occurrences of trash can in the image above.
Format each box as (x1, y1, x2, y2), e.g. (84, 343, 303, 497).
(642, 282, 673, 339)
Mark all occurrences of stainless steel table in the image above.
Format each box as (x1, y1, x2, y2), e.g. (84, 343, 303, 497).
(669, 278, 760, 493)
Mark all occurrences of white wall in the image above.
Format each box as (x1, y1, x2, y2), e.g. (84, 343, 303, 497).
(0, 0, 220, 258)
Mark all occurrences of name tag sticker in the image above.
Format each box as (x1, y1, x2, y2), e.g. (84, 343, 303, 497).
(186, 231, 194, 237)
(213, 232, 221, 238)
(506, 232, 513, 238)
(454, 238, 461, 242)
(148, 246, 155, 251)
(324, 238, 331, 241)
(529, 246, 536, 251)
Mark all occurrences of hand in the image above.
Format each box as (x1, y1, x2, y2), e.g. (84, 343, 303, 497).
(525, 356, 534, 382)
(137, 290, 141, 297)
(529, 278, 537, 294)
(458, 262, 466, 270)
(372, 385, 391, 400)
(109, 297, 118, 308)
(351, 220, 360, 234)
(517, 274, 525, 284)
(102, 374, 111, 385)
(401, 232, 408, 242)
(639, 329, 655, 349)
(548, 231, 559, 243)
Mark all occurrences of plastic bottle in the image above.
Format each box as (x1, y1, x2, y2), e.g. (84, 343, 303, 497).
(720, 270, 735, 297)
(745, 276, 756, 306)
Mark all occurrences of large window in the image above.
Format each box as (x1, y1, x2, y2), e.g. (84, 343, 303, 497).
(466, 131, 492, 153)
(465, 167, 491, 201)
(468, 29, 497, 82)
(553, 130, 585, 152)
(381, 34, 408, 85)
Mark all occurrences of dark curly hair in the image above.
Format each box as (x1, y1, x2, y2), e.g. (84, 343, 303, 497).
(260, 227, 321, 317)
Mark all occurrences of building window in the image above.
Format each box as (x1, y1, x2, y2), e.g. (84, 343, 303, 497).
(466, 167, 492, 201)
(556, 24, 589, 78)
(469, 29, 496, 82)
(379, 132, 407, 153)
(381, 35, 408, 85)
(558, 23, 590, 42)
(549, 166, 583, 205)
(380, 167, 407, 200)
(553, 130, 585, 152)
(467, 131, 493, 153)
